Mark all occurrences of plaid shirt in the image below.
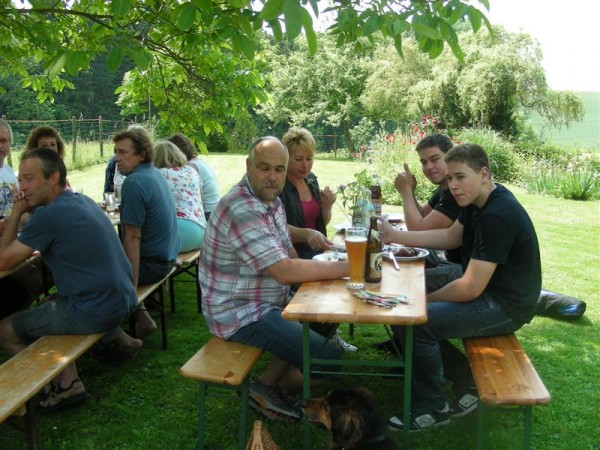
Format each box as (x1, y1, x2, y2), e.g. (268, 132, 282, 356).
(199, 175, 293, 338)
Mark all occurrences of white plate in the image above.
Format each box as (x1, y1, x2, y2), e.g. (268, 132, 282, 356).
(384, 246, 430, 261)
(312, 252, 348, 261)
(332, 221, 352, 231)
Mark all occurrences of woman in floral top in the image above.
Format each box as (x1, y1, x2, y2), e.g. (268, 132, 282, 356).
(153, 140, 206, 251)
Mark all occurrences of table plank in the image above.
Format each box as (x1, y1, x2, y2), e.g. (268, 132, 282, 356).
(282, 259, 427, 325)
(0, 253, 41, 280)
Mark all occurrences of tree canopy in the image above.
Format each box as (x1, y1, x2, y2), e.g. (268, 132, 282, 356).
(257, 34, 372, 153)
(0, 0, 491, 149)
(360, 25, 585, 135)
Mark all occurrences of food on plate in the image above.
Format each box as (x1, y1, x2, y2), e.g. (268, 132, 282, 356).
(393, 246, 419, 257)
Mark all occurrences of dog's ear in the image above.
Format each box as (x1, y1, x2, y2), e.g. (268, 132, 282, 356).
(330, 395, 365, 448)
(331, 409, 365, 448)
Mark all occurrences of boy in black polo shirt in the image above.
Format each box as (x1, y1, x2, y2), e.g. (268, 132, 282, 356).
(380, 143, 541, 432)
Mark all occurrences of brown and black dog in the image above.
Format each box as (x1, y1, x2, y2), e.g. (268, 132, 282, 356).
(303, 387, 399, 450)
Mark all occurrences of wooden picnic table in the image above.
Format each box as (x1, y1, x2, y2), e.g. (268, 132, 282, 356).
(282, 244, 427, 449)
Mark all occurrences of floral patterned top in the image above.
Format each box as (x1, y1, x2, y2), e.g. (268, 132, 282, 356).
(159, 165, 206, 230)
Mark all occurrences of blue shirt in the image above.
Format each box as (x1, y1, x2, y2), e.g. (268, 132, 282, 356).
(18, 190, 137, 323)
(120, 163, 180, 261)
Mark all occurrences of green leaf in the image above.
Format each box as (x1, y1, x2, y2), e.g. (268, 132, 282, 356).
(419, 38, 433, 53)
(393, 19, 410, 35)
(65, 52, 85, 75)
(192, 0, 213, 25)
(428, 39, 444, 59)
(393, 35, 404, 58)
(300, 8, 317, 54)
(449, 4, 470, 24)
(362, 14, 380, 36)
(107, 47, 124, 72)
(467, 7, 482, 33)
(177, 3, 197, 31)
(48, 53, 67, 78)
(413, 23, 442, 40)
(126, 47, 152, 71)
(259, 0, 284, 21)
(232, 33, 254, 60)
(447, 39, 464, 62)
(111, 0, 131, 16)
(283, 2, 303, 41)
(305, 22, 317, 54)
(267, 19, 283, 41)
(439, 19, 459, 46)
(197, 141, 208, 154)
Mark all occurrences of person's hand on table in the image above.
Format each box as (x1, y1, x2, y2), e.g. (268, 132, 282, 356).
(306, 229, 334, 251)
(394, 163, 417, 194)
(320, 186, 337, 207)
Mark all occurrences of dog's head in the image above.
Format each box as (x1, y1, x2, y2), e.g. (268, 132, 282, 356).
(303, 387, 391, 449)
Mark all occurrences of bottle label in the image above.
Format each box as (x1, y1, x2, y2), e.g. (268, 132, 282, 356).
(371, 199, 382, 216)
(370, 185, 382, 215)
(366, 251, 383, 282)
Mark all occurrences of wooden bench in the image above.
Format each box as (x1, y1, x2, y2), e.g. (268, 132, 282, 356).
(134, 266, 177, 350)
(464, 333, 551, 450)
(0, 266, 176, 448)
(0, 333, 104, 449)
(167, 249, 201, 314)
(180, 337, 264, 450)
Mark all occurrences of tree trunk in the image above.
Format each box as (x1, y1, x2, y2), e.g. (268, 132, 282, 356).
(342, 119, 355, 155)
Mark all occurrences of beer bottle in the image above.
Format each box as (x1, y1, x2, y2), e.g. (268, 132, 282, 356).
(370, 174, 382, 216)
(364, 216, 383, 283)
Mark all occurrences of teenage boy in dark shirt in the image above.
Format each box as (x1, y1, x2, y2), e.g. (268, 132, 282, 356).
(380, 143, 541, 432)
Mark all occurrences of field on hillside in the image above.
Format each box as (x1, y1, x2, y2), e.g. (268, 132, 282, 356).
(527, 91, 600, 150)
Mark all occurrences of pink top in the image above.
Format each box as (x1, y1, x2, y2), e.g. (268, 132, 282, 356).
(301, 196, 320, 230)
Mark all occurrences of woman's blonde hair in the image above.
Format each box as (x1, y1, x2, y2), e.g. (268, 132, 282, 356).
(282, 127, 316, 157)
(153, 140, 188, 168)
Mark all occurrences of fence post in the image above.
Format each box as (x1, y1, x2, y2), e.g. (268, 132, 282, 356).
(99, 116, 104, 158)
(2, 115, 12, 166)
(333, 132, 337, 158)
(71, 116, 78, 165)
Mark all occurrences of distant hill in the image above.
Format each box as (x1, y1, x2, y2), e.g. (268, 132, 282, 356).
(526, 91, 599, 151)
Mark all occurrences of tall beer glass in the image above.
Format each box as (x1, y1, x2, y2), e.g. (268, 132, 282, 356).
(345, 227, 368, 289)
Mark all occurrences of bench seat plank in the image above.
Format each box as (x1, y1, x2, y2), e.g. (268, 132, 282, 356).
(177, 249, 201, 266)
(180, 337, 263, 386)
(0, 333, 103, 422)
(464, 334, 551, 406)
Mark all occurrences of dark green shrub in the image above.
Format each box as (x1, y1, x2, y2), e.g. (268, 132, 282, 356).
(454, 127, 522, 182)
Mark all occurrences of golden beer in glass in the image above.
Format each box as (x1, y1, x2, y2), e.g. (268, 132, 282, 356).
(345, 227, 368, 289)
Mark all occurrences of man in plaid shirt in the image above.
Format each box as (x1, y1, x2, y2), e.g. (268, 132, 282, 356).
(199, 136, 349, 421)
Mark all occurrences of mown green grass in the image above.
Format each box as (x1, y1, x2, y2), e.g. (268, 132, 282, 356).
(1, 155, 598, 449)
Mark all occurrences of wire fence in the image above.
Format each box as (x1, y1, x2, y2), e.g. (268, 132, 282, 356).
(3, 116, 146, 169)
(3, 115, 345, 170)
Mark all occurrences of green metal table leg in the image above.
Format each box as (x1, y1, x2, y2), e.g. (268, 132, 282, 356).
(239, 378, 250, 450)
(403, 326, 413, 450)
(198, 382, 207, 450)
(523, 406, 532, 450)
(302, 321, 311, 450)
(476, 403, 485, 450)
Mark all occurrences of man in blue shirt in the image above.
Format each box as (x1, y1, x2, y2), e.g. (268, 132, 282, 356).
(0, 148, 140, 411)
(113, 127, 180, 339)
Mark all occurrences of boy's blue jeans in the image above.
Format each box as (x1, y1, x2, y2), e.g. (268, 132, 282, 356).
(392, 263, 523, 415)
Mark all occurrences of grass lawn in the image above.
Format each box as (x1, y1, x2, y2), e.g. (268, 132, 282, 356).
(2, 155, 599, 449)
